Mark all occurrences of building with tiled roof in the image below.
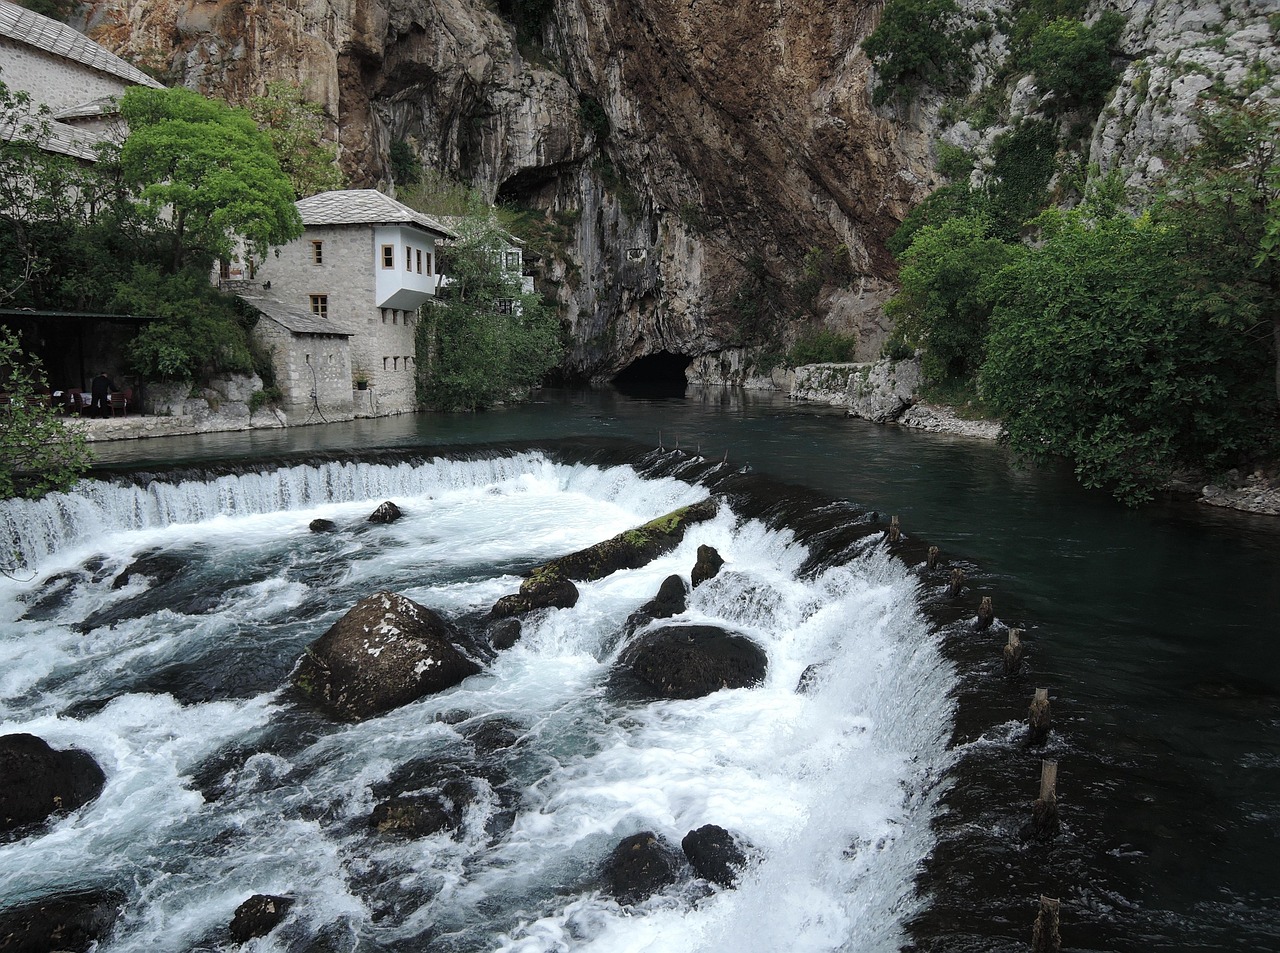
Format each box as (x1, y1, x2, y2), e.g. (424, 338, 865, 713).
(0, 0, 163, 159)
(229, 190, 456, 418)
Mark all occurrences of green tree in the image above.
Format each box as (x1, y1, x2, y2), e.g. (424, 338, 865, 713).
(981, 204, 1269, 504)
(861, 0, 973, 106)
(248, 81, 344, 198)
(0, 328, 91, 500)
(1024, 13, 1125, 113)
(112, 266, 256, 382)
(885, 214, 1020, 382)
(118, 87, 302, 271)
(417, 215, 562, 410)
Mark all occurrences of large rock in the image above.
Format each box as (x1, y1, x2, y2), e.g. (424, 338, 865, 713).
(846, 357, 923, 423)
(489, 571, 579, 620)
(690, 545, 724, 589)
(291, 592, 481, 721)
(619, 624, 767, 699)
(229, 894, 293, 944)
(624, 574, 688, 636)
(681, 824, 751, 888)
(0, 734, 106, 834)
(602, 832, 683, 905)
(0, 888, 124, 952)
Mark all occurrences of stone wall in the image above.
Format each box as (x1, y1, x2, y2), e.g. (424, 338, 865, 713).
(0, 37, 133, 113)
(252, 319, 354, 422)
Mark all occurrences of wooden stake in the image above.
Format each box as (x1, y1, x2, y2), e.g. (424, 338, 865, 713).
(1027, 759, 1059, 840)
(1003, 628, 1023, 677)
(976, 595, 994, 630)
(927, 545, 940, 570)
(888, 515, 901, 544)
(947, 568, 965, 599)
(1031, 895, 1061, 953)
(1028, 687, 1051, 744)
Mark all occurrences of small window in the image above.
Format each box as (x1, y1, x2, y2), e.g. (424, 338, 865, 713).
(380, 308, 388, 324)
(392, 311, 398, 325)
(405, 247, 412, 271)
(495, 298, 514, 315)
(310, 294, 328, 317)
(312, 240, 324, 265)
(393, 357, 400, 370)
(416, 249, 423, 274)
(505, 251, 521, 272)
(424, 252, 433, 275)
(404, 355, 412, 368)
(381, 245, 394, 269)
(382, 357, 389, 370)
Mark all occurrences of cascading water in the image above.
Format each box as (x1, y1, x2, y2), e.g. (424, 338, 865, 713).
(0, 448, 955, 952)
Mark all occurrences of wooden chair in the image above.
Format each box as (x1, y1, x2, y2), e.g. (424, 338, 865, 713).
(109, 388, 132, 416)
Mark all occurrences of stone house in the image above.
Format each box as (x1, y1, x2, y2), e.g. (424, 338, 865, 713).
(231, 189, 456, 418)
(0, 0, 163, 161)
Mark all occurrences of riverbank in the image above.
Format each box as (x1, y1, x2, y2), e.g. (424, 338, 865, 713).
(67, 412, 285, 442)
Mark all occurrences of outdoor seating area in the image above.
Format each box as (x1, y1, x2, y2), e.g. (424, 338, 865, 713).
(0, 386, 139, 416)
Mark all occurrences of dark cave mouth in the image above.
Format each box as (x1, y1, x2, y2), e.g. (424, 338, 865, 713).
(611, 351, 692, 398)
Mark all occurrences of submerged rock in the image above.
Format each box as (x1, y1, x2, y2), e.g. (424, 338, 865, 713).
(291, 591, 481, 721)
(602, 832, 684, 904)
(619, 624, 767, 699)
(0, 733, 106, 834)
(0, 888, 124, 952)
(229, 894, 294, 943)
(369, 794, 462, 838)
(309, 518, 337, 533)
(486, 616, 524, 651)
(681, 824, 751, 887)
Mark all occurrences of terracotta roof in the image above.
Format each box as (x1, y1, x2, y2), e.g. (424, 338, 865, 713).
(239, 294, 354, 337)
(0, 0, 164, 91)
(296, 190, 458, 238)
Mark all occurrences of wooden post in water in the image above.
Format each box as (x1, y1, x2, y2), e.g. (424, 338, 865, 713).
(888, 515, 901, 544)
(1027, 759, 1059, 840)
(948, 568, 966, 599)
(1003, 629, 1023, 677)
(977, 595, 994, 630)
(927, 545, 940, 570)
(1031, 895, 1061, 953)
(1028, 688, 1052, 744)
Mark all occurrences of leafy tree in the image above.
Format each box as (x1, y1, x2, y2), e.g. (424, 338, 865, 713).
(248, 81, 343, 198)
(389, 139, 421, 186)
(885, 214, 1020, 382)
(0, 328, 91, 500)
(118, 87, 302, 271)
(113, 266, 255, 381)
(981, 204, 1269, 504)
(861, 0, 973, 106)
(417, 215, 562, 410)
(1024, 13, 1125, 113)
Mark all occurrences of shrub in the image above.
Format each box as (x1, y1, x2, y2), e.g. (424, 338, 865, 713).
(788, 329, 860, 366)
(1025, 13, 1125, 113)
(862, 0, 973, 106)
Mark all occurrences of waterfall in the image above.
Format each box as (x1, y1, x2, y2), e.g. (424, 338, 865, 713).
(0, 451, 955, 952)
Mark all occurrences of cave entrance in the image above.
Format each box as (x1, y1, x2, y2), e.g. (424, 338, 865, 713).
(611, 351, 692, 398)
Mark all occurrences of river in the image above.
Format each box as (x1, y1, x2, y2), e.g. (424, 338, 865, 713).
(3, 386, 1278, 951)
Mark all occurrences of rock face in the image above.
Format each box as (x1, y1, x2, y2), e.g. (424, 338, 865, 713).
(292, 592, 481, 720)
(0, 734, 106, 834)
(602, 832, 684, 905)
(619, 624, 768, 699)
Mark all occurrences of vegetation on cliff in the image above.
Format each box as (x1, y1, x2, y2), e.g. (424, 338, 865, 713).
(887, 100, 1280, 504)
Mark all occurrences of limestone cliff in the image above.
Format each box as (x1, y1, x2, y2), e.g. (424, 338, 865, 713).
(75, 0, 1278, 385)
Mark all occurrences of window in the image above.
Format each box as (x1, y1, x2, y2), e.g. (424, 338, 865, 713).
(392, 311, 398, 325)
(382, 357, 389, 370)
(380, 308, 388, 324)
(404, 355, 412, 369)
(505, 251, 521, 272)
(405, 247, 412, 271)
(381, 245, 394, 269)
(495, 298, 514, 315)
(310, 294, 328, 317)
(424, 252, 433, 275)
(312, 240, 324, 265)
(416, 249, 423, 274)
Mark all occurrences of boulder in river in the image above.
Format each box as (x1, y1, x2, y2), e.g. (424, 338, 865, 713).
(229, 894, 294, 943)
(619, 624, 767, 699)
(690, 545, 725, 589)
(291, 591, 481, 721)
(681, 824, 752, 887)
(623, 574, 689, 636)
(542, 500, 717, 582)
(0, 733, 106, 834)
(0, 888, 124, 952)
(367, 501, 402, 524)
(489, 570, 579, 619)
(602, 831, 684, 904)
(309, 518, 337, 533)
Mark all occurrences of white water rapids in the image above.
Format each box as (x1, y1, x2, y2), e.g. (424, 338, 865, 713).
(0, 452, 956, 952)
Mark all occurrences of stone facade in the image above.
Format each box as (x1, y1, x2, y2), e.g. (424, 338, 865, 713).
(245, 190, 452, 417)
(251, 313, 354, 422)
